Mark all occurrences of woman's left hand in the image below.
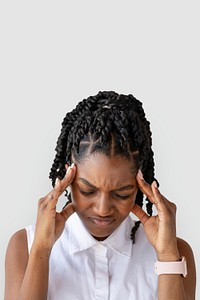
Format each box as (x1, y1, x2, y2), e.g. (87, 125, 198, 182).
(132, 171, 180, 261)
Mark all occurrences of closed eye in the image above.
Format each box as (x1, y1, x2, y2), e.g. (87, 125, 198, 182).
(113, 193, 131, 200)
(79, 190, 96, 196)
(79, 189, 132, 200)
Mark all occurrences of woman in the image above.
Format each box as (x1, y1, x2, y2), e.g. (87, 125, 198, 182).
(5, 91, 196, 299)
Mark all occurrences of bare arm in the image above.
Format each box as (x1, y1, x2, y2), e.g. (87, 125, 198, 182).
(157, 238, 196, 300)
(5, 230, 50, 300)
(4, 164, 76, 300)
(132, 173, 196, 300)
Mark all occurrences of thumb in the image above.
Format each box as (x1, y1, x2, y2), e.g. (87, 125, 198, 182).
(131, 204, 149, 225)
(60, 203, 75, 221)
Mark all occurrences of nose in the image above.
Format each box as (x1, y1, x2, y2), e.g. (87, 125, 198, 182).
(94, 194, 114, 216)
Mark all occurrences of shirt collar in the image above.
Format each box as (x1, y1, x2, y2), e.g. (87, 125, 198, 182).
(67, 213, 134, 258)
(101, 215, 134, 257)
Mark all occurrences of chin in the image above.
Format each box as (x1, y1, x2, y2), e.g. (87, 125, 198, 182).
(91, 234, 109, 241)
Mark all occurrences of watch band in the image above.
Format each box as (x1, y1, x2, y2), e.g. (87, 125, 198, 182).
(155, 256, 187, 277)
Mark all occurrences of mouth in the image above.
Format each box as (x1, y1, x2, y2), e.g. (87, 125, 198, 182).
(89, 216, 115, 227)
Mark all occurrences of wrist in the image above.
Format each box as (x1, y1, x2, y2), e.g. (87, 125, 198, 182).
(31, 243, 52, 258)
(155, 256, 187, 277)
(156, 247, 180, 262)
(157, 253, 181, 262)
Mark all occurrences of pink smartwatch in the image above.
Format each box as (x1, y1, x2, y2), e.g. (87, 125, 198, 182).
(155, 256, 187, 277)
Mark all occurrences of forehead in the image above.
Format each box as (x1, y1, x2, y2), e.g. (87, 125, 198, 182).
(74, 153, 137, 189)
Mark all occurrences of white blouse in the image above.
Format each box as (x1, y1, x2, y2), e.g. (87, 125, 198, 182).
(26, 213, 158, 300)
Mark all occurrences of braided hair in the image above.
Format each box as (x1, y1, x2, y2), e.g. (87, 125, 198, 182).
(49, 91, 158, 243)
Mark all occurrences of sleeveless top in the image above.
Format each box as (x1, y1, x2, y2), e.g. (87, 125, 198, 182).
(26, 213, 158, 300)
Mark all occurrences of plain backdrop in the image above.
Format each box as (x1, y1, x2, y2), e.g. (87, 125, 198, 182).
(0, 1, 199, 299)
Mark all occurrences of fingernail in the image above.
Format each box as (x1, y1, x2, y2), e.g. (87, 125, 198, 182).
(66, 163, 75, 174)
(138, 169, 144, 180)
(66, 166, 72, 174)
(153, 180, 158, 188)
(55, 177, 59, 186)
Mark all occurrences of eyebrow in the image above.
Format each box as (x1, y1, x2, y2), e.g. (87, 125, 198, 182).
(78, 178, 135, 191)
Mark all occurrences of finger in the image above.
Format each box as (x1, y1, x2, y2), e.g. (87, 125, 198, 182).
(136, 171, 157, 204)
(151, 181, 177, 215)
(47, 193, 54, 200)
(57, 163, 76, 193)
(39, 190, 55, 207)
(151, 181, 162, 205)
(131, 204, 150, 225)
(60, 202, 75, 221)
(42, 163, 76, 208)
(151, 181, 173, 208)
(64, 163, 75, 178)
(52, 163, 76, 198)
(42, 178, 67, 209)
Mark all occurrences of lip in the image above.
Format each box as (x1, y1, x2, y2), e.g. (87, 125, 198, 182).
(89, 216, 115, 227)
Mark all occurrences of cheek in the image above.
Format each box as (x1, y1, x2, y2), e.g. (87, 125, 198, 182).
(132, 188, 138, 203)
(120, 190, 138, 212)
(119, 200, 134, 214)
(114, 193, 138, 215)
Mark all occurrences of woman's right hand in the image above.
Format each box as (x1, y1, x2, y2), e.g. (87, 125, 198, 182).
(32, 163, 76, 252)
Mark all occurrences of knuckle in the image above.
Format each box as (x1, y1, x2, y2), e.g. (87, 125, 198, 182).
(165, 201, 177, 217)
(63, 175, 73, 184)
(146, 193, 154, 201)
(171, 202, 177, 212)
(38, 197, 45, 205)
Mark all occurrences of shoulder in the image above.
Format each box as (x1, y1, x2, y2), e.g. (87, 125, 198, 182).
(9, 228, 27, 243)
(5, 229, 29, 299)
(6, 229, 29, 268)
(7, 229, 28, 250)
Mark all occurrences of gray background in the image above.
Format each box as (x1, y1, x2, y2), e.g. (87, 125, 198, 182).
(0, 1, 199, 299)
